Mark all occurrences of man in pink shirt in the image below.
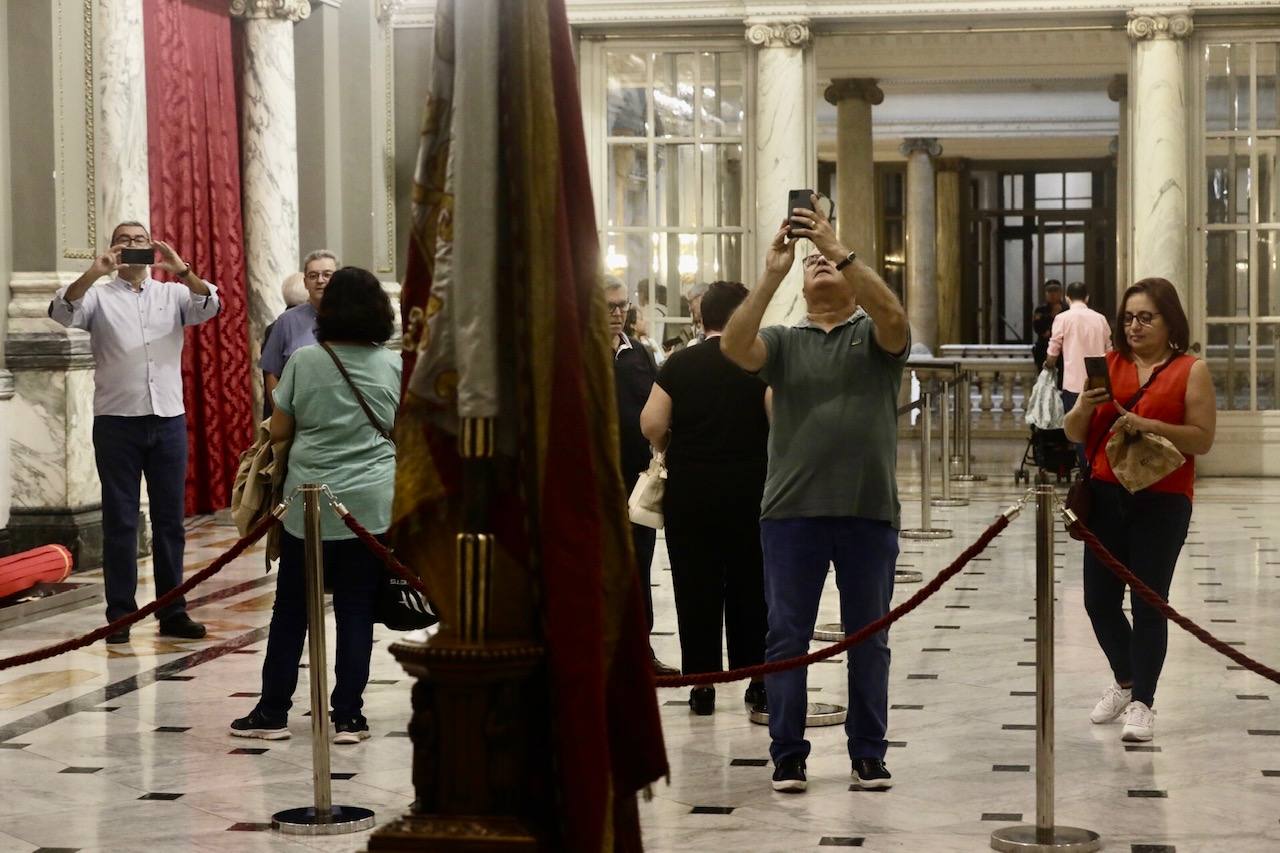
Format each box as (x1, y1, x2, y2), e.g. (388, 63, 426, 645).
(1046, 281, 1112, 469)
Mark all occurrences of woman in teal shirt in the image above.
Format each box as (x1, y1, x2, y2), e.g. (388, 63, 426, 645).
(230, 267, 400, 744)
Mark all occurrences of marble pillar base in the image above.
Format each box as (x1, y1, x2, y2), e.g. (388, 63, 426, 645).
(7, 505, 101, 571)
(0, 528, 11, 558)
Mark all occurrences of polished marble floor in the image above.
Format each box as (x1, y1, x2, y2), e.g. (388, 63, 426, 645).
(0, 455, 1277, 852)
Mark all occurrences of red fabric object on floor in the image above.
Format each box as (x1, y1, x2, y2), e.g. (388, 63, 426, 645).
(0, 546, 74, 600)
(142, 0, 253, 514)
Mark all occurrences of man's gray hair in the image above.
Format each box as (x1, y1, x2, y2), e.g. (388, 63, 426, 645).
(281, 271, 308, 308)
(302, 248, 338, 269)
(110, 220, 150, 244)
(686, 281, 710, 300)
(603, 274, 626, 293)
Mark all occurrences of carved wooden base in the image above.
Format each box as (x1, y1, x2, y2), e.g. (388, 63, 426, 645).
(362, 637, 553, 852)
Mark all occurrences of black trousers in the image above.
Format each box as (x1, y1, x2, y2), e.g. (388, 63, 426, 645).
(664, 478, 767, 677)
(1082, 479, 1192, 708)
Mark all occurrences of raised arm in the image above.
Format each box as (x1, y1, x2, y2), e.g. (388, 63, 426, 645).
(50, 249, 118, 328)
(722, 220, 794, 372)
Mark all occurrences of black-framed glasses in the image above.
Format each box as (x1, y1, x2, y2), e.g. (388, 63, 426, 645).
(1122, 311, 1160, 327)
(113, 235, 151, 247)
(606, 300, 630, 315)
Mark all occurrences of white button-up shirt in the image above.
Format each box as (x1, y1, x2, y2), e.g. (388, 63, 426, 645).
(49, 276, 221, 417)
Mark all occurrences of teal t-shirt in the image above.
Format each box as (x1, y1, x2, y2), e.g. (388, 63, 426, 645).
(757, 310, 908, 527)
(273, 343, 401, 540)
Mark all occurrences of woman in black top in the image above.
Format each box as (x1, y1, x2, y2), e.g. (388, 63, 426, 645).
(640, 281, 770, 715)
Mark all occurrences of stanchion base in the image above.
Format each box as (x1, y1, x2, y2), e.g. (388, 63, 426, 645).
(990, 825, 1101, 852)
(900, 528, 953, 540)
(750, 702, 846, 727)
(953, 474, 988, 482)
(813, 622, 843, 641)
(931, 498, 970, 507)
(273, 805, 376, 836)
(895, 569, 923, 584)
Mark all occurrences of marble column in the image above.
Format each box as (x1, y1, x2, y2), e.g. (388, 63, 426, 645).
(1109, 74, 1131, 298)
(0, 0, 12, 555)
(935, 160, 963, 347)
(232, 0, 308, 415)
(902, 138, 941, 353)
(747, 17, 812, 326)
(1128, 8, 1193, 304)
(96, 0, 150, 226)
(824, 78, 883, 261)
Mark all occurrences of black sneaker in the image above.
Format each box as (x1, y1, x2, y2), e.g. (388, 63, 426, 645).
(332, 715, 370, 745)
(744, 681, 767, 713)
(851, 757, 893, 790)
(771, 758, 807, 793)
(105, 629, 130, 645)
(688, 687, 715, 716)
(158, 613, 207, 640)
(229, 708, 290, 740)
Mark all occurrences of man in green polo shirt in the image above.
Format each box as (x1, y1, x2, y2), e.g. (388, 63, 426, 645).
(722, 196, 910, 795)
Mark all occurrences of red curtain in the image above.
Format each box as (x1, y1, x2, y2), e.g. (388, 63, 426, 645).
(142, 0, 252, 514)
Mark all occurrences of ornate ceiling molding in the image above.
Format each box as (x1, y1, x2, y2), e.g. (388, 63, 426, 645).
(744, 16, 811, 48)
(900, 136, 942, 157)
(230, 0, 311, 22)
(1126, 8, 1194, 41)
(824, 77, 885, 105)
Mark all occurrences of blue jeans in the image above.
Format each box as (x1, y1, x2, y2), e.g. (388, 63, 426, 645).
(93, 415, 188, 623)
(259, 532, 380, 720)
(761, 516, 898, 764)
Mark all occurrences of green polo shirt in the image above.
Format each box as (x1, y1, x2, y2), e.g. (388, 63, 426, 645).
(757, 310, 909, 527)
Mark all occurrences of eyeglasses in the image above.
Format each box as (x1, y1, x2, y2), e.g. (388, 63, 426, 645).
(802, 254, 826, 268)
(1122, 311, 1161, 327)
(113, 235, 151, 247)
(304, 270, 335, 282)
(606, 300, 630, 315)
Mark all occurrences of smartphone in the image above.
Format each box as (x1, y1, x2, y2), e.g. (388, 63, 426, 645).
(1083, 356, 1111, 397)
(786, 188, 815, 238)
(120, 247, 155, 265)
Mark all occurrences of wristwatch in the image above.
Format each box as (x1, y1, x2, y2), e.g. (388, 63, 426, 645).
(835, 250, 857, 271)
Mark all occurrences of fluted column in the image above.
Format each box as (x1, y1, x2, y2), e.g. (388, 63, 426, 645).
(96, 0, 150, 227)
(902, 138, 941, 352)
(1128, 8, 1193, 303)
(935, 159, 964, 347)
(1109, 74, 1130, 298)
(824, 78, 883, 260)
(233, 0, 308, 414)
(747, 17, 812, 326)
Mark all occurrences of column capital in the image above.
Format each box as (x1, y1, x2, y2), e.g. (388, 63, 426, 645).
(824, 78, 884, 107)
(900, 137, 942, 158)
(745, 17, 811, 49)
(1126, 8, 1193, 42)
(1107, 73, 1128, 102)
(230, 0, 311, 22)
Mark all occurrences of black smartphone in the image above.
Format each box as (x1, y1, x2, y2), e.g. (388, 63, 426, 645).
(1083, 356, 1111, 397)
(120, 247, 155, 265)
(787, 188, 814, 238)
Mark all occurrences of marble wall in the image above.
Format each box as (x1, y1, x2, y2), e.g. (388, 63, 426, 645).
(95, 0, 150, 227)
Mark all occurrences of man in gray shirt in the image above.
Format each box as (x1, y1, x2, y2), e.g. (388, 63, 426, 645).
(723, 197, 910, 794)
(49, 221, 221, 643)
(260, 250, 337, 419)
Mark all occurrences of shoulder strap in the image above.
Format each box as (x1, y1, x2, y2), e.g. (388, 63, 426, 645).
(319, 343, 394, 444)
(1083, 354, 1183, 472)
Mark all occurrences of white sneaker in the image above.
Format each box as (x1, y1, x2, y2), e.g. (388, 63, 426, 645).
(1121, 701, 1156, 742)
(1089, 683, 1132, 723)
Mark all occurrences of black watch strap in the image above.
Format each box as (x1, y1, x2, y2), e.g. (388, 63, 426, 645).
(835, 251, 857, 271)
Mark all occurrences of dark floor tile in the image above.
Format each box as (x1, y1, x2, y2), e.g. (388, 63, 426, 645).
(1204, 599, 1229, 604)
(1017, 661, 1036, 666)
(847, 784, 890, 793)
(887, 741, 907, 748)
(819, 839, 865, 847)
(921, 647, 950, 652)
(1261, 770, 1280, 777)
(138, 792, 184, 800)
(690, 805, 734, 815)
(663, 700, 688, 706)
(229, 747, 269, 755)
(83, 707, 119, 713)
(58, 767, 103, 774)
(0, 742, 29, 749)
(1125, 745, 1161, 753)
(231, 649, 260, 655)
(1131, 845, 1175, 853)
(1010, 690, 1036, 697)
(1003, 724, 1036, 731)
(366, 679, 399, 685)
(982, 813, 1022, 821)
(1210, 618, 1236, 622)
(159, 675, 194, 682)
(229, 692, 260, 698)
(331, 772, 357, 780)
(1227, 665, 1247, 671)
(934, 625, 961, 630)
(156, 726, 191, 733)
(32, 848, 82, 853)
(650, 631, 675, 637)
(385, 731, 411, 737)
(730, 758, 769, 767)
(955, 587, 980, 591)
(1237, 695, 1270, 700)
(945, 605, 970, 609)
(227, 822, 272, 831)
(993, 765, 1030, 772)
(906, 674, 938, 680)
(1196, 581, 1223, 586)
(1248, 729, 1280, 736)
(1128, 789, 1167, 798)
(891, 704, 924, 710)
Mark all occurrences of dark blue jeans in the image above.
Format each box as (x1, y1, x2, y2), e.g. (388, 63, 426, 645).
(93, 415, 188, 623)
(761, 516, 898, 764)
(259, 531, 380, 720)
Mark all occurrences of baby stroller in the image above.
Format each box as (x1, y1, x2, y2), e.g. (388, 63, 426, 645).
(1016, 367, 1077, 484)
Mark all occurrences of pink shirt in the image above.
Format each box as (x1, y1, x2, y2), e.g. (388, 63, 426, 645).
(1047, 302, 1112, 392)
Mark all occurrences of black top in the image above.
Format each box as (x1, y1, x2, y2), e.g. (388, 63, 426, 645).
(613, 335, 657, 489)
(655, 337, 768, 495)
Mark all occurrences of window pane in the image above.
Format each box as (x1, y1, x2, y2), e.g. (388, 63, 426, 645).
(604, 232, 651, 296)
(1206, 230, 1250, 316)
(654, 53, 695, 138)
(702, 144, 743, 227)
(1207, 324, 1251, 410)
(1065, 171, 1092, 200)
(606, 51, 648, 137)
(1044, 233, 1063, 264)
(1003, 239, 1026, 341)
(1205, 137, 1253, 224)
(652, 233, 698, 318)
(1259, 324, 1280, 409)
(1260, 138, 1278, 223)
(1260, 43, 1279, 130)
(719, 233, 743, 283)
(1260, 230, 1279, 317)
(1035, 173, 1063, 208)
(1204, 43, 1251, 132)
(655, 144, 697, 227)
(607, 145, 647, 227)
(1065, 264, 1085, 285)
(1065, 232, 1085, 263)
(699, 52, 743, 138)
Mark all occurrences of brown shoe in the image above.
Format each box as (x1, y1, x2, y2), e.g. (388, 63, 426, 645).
(651, 654, 680, 677)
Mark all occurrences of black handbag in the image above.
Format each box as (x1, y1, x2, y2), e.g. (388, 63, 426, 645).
(320, 343, 436, 631)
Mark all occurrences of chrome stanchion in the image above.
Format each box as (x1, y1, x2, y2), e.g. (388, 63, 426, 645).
(990, 472, 1100, 853)
(273, 485, 375, 836)
(902, 390, 952, 540)
(953, 372, 987, 483)
(933, 380, 968, 508)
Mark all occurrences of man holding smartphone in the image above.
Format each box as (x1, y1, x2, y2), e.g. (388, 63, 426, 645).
(49, 221, 221, 643)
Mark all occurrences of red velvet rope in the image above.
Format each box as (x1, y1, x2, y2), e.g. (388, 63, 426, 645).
(653, 512, 1013, 688)
(333, 507, 433, 599)
(1068, 514, 1280, 685)
(0, 511, 281, 672)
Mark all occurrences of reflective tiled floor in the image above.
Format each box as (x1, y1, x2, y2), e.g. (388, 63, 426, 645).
(0, 456, 1277, 852)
